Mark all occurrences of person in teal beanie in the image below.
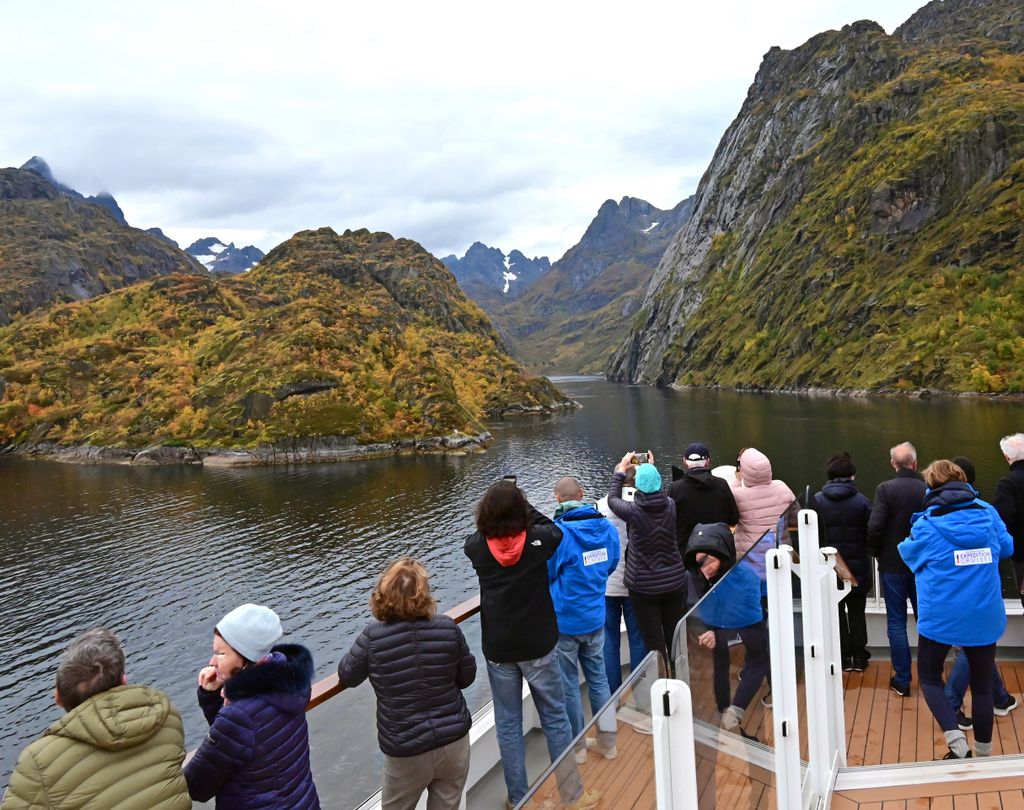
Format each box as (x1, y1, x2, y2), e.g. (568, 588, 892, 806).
(899, 460, 1014, 760)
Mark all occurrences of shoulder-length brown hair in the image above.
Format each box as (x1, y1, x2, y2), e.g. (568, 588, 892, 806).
(475, 480, 530, 538)
(922, 459, 967, 489)
(371, 557, 436, 623)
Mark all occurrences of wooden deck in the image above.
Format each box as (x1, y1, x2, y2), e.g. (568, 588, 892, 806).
(524, 658, 1024, 809)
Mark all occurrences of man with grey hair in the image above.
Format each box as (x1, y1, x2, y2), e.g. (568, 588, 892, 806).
(995, 433, 1024, 605)
(867, 441, 927, 698)
(1, 628, 190, 810)
(550, 476, 620, 762)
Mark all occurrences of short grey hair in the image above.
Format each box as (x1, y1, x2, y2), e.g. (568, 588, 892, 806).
(56, 628, 125, 711)
(1001, 433, 1024, 464)
(554, 476, 583, 501)
(890, 441, 917, 469)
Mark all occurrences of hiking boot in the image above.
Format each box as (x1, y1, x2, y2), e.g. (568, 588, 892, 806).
(506, 799, 539, 810)
(957, 709, 973, 730)
(852, 659, 868, 672)
(942, 749, 973, 759)
(842, 658, 855, 672)
(889, 677, 911, 698)
(994, 695, 1019, 716)
(740, 728, 760, 743)
(564, 787, 601, 809)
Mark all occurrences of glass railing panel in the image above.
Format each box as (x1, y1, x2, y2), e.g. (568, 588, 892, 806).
(516, 651, 665, 809)
(670, 503, 807, 807)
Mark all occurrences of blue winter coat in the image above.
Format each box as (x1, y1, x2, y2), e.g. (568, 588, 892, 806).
(684, 523, 763, 629)
(184, 644, 319, 810)
(898, 483, 1013, 647)
(549, 505, 621, 635)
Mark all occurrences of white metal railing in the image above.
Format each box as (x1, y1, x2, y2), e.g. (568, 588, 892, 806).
(651, 678, 699, 810)
(766, 545, 803, 810)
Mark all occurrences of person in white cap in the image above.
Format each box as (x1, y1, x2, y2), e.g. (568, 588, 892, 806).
(184, 604, 320, 809)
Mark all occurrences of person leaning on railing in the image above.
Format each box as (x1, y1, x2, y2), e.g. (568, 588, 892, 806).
(899, 460, 1014, 760)
(337, 557, 476, 810)
(183, 604, 320, 809)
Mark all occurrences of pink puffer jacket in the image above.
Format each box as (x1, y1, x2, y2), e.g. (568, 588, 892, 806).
(731, 448, 797, 556)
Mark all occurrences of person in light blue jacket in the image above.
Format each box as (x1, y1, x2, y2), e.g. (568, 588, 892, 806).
(550, 476, 621, 761)
(899, 460, 1014, 760)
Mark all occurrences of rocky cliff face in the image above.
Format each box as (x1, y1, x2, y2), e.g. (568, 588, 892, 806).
(0, 167, 205, 326)
(610, 0, 1024, 394)
(496, 195, 693, 373)
(0, 227, 572, 454)
(440, 242, 550, 311)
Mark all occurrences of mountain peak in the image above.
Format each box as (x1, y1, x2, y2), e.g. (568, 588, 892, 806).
(185, 235, 264, 274)
(20, 156, 56, 185)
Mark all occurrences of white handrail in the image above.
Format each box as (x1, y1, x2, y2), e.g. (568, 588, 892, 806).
(766, 546, 803, 810)
(651, 678, 699, 810)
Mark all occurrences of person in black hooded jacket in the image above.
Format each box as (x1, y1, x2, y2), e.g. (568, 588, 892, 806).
(811, 453, 872, 672)
(339, 557, 476, 810)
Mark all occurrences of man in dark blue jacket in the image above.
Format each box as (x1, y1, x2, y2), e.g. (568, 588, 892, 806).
(550, 477, 621, 762)
(995, 433, 1024, 602)
(867, 441, 926, 697)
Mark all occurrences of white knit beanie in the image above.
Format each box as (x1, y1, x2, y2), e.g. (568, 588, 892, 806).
(216, 604, 282, 662)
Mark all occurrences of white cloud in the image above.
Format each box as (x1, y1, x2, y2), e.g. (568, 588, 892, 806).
(0, 0, 927, 262)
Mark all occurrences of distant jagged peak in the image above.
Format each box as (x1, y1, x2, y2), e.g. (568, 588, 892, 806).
(442, 240, 550, 300)
(17, 156, 127, 225)
(185, 235, 264, 275)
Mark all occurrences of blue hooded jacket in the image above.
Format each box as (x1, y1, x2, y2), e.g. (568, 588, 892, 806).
(898, 482, 1013, 647)
(548, 505, 621, 635)
(684, 523, 763, 629)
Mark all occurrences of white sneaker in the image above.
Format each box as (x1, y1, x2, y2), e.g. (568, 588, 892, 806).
(585, 737, 618, 759)
(616, 705, 653, 734)
(574, 747, 587, 764)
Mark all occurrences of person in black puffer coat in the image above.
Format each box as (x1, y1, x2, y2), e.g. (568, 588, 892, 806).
(608, 450, 686, 672)
(184, 603, 319, 810)
(811, 453, 872, 672)
(339, 558, 476, 810)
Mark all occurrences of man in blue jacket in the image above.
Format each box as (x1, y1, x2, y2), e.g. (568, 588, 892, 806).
(550, 476, 621, 762)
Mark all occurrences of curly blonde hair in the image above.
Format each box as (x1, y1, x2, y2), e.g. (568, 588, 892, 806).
(371, 557, 437, 623)
(922, 459, 967, 489)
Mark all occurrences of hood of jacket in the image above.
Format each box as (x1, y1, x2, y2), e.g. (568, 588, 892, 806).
(50, 684, 170, 751)
(634, 489, 671, 513)
(683, 523, 737, 580)
(821, 478, 859, 501)
(680, 466, 716, 490)
(223, 643, 314, 715)
(555, 504, 615, 549)
(738, 448, 773, 487)
(919, 482, 996, 549)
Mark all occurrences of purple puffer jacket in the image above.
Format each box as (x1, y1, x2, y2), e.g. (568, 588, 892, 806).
(184, 644, 320, 810)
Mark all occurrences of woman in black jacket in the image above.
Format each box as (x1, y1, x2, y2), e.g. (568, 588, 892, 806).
(811, 453, 872, 672)
(339, 558, 476, 810)
(608, 450, 686, 672)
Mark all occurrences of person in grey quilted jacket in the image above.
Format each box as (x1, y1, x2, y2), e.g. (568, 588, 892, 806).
(338, 557, 476, 810)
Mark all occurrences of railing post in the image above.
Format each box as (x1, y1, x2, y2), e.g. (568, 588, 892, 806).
(651, 678, 698, 810)
(797, 508, 848, 799)
(766, 546, 802, 810)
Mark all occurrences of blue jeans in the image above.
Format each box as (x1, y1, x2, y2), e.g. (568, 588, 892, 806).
(557, 630, 617, 747)
(945, 647, 1011, 710)
(486, 651, 583, 805)
(881, 571, 918, 687)
(604, 596, 647, 693)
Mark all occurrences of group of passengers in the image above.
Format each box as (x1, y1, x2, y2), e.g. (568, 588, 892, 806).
(4, 433, 1024, 808)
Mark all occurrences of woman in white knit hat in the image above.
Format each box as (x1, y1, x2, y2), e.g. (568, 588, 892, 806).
(184, 603, 320, 809)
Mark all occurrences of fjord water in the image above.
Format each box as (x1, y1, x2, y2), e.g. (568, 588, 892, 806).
(1, 377, 1021, 805)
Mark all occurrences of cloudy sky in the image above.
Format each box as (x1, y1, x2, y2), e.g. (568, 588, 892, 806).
(2, 0, 927, 262)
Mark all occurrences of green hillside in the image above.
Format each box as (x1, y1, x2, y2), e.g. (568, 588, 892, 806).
(0, 227, 570, 452)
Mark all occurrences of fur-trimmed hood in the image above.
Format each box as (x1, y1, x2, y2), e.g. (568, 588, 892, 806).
(223, 643, 314, 715)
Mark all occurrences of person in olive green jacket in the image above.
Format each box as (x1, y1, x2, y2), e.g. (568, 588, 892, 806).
(1, 628, 191, 810)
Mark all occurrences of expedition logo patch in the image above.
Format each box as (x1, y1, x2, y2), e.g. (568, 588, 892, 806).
(582, 548, 609, 566)
(954, 548, 992, 566)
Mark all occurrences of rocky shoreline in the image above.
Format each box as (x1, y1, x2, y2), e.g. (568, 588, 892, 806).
(0, 399, 582, 467)
(669, 382, 1024, 402)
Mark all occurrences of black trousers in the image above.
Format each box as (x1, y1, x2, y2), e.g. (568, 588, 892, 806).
(838, 590, 869, 661)
(712, 622, 770, 712)
(918, 634, 995, 744)
(629, 587, 687, 674)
